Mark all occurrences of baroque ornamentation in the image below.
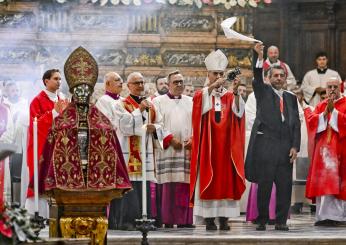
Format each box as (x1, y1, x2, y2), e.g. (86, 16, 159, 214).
(50, 0, 271, 9)
(93, 49, 126, 66)
(0, 12, 35, 28)
(35, 46, 71, 65)
(72, 14, 126, 30)
(220, 48, 252, 68)
(0, 47, 35, 64)
(162, 15, 214, 32)
(162, 51, 208, 67)
(126, 48, 162, 66)
(60, 216, 108, 245)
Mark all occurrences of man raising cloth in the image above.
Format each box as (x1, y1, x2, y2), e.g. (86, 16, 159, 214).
(190, 50, 246, 231)
(306, 77, 346, 226)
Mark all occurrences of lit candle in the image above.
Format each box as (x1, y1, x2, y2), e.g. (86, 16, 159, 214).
(33, 117, 39, 213)
(141, 127, 147, 218)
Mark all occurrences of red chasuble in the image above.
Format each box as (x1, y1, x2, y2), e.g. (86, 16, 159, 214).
(27, 91, 58, 197)
(35, 103, 131, 193)
(305, 97, 346, 200)
(189, 90, 246, 205)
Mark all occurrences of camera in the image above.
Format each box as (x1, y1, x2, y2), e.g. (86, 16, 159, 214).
(226, 67, 241, 81)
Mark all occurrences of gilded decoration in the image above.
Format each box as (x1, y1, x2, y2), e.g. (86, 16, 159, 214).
(126, 48, 162, 66)
(220, 48, 252, 68)
(60, 216, 108, 245)
(64, 46, 98, 92)
(0, 2, 258, 89)
(50, 0, 272, 9)
(42, 104, 131, 191)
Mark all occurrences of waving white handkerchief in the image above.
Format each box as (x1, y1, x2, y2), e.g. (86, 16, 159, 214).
(221, 17, 262, 43)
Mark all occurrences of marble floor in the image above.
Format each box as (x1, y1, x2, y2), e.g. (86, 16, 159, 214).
(40, 214, 346, 244)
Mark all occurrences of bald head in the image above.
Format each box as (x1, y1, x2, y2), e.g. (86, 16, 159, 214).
(267, 46, 280, 63)
(104, 72, 123, 95)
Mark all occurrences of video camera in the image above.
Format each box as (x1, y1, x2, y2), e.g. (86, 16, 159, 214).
(226, 67, 241, 81)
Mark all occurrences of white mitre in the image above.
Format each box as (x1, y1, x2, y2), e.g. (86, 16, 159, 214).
(204, 49, 228, 71)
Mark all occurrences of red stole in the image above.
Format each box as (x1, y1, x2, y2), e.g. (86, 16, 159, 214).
(122, 96, 155, 177)
(305, 97, 346, 200)
(190, 90, 245, 205)
(263, 60, 288, 77)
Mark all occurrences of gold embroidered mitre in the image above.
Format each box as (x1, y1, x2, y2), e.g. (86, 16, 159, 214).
(64, 46, 98, 92)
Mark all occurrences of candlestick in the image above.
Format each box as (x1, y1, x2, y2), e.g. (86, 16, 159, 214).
(33, 117, 39, 213)
(141, 126, 147, 218)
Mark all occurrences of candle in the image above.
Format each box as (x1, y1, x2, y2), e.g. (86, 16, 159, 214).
(141, 127, 147, 218)
(33, 117, 39, 213)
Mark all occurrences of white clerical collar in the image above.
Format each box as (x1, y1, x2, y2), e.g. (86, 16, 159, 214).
(44, 89, 58, 102)
(211, 87, 228, 98)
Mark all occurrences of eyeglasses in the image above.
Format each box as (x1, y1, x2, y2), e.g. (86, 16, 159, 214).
(327, 85, 339, 89)
(129, 80, 144, 86)
(172, 80, 184, 85)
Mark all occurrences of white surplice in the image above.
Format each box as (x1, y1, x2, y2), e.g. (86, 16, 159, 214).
(301, 69, 342, 107)
(96, 94, 165, 182)
(152, 94, 192, 184)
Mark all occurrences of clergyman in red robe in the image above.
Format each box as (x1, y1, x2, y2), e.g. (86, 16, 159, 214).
(190, 50, 246, 231)
(306, 77, 346, 226)
(25, 69, 68, 217)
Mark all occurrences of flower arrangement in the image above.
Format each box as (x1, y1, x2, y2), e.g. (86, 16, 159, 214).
(53, 0, 272, 9)
(0, 203, 42, 244)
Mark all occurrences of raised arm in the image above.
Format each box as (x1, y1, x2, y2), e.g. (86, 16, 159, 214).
(252, 43, 266, 96)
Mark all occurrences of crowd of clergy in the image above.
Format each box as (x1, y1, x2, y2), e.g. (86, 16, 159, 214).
(0, 42, 345, 232)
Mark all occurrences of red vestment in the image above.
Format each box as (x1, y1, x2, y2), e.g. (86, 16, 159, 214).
(27, 91, 58, 197)
(303, 106, 315, 159)
(189, 90, 246, 205)
(305, 97, 346, 200)
(34, 103, 131, 193)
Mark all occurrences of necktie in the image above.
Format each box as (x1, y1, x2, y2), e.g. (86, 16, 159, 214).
(280, 97, 283, 113)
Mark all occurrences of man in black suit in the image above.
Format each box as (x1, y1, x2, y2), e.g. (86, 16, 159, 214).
(245, 43, 301, 231)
